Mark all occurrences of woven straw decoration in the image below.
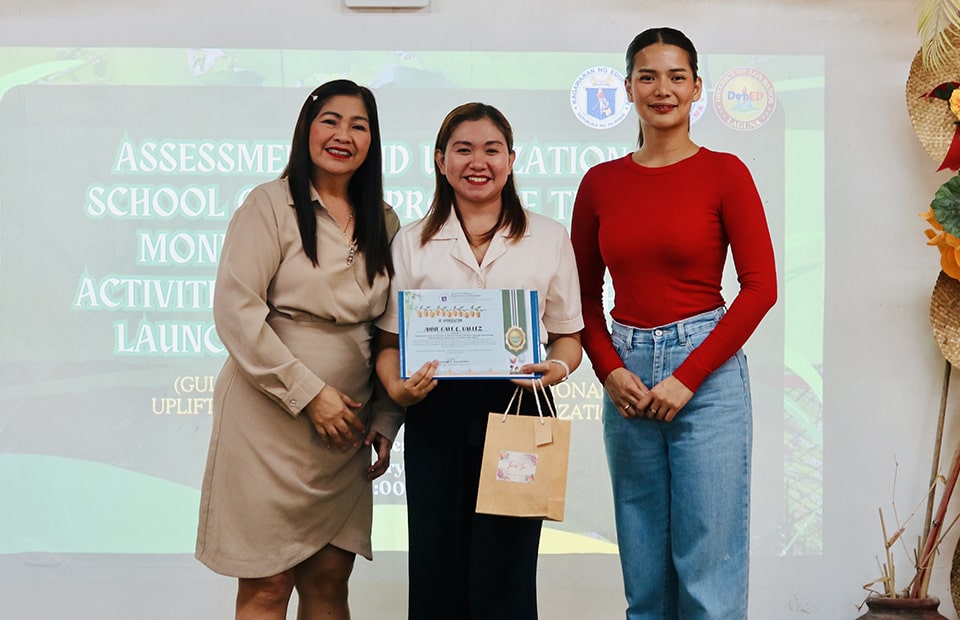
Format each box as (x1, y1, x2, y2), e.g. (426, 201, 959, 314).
(931, 270, 960, 366)
(953, 538, 960, 619)
(906, 25, 960, 164)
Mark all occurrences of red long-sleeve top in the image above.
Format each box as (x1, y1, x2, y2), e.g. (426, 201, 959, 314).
(570, 148, 777, 391)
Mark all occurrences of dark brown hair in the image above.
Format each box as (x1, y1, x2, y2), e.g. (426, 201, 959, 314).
(419, 102, 526, 246)
(625, 27, 699, 147)
(282, 79, 393, 284)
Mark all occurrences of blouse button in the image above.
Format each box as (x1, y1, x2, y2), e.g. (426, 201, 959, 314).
(290, 399, 298, 407)
(475, 279, 483, 288)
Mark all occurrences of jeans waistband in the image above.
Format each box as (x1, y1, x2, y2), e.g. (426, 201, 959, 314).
(610, 307, 725, 347)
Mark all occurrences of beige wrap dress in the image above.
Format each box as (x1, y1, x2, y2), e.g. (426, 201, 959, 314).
(195, 178, 401, 578)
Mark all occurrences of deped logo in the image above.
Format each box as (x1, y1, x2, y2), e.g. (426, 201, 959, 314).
(712, 67, 777, 131)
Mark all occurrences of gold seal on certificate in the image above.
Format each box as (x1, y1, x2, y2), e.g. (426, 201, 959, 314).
(504, 326, 527, 353)
(502, 288, 528, 354)
(399, 288, 541, 379)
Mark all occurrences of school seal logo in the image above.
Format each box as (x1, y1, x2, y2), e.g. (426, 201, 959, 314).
(690, 94, 708, 127)
(712, 67, 776, 131)
(570, 66, 631, 129)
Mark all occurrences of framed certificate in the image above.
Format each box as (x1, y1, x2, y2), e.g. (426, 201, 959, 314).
(398, 288, 541, 379)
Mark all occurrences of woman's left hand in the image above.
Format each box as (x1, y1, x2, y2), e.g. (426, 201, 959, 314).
(513, 332, 581, 390)
(513, 360, 564, 389)
(643, 375, 694, 422)
(365, 430, 392, 480)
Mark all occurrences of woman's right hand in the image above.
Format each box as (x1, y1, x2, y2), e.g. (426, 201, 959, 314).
(387, 360, 439, 407)
(304, 385, 367, 450)
(604, 367, 652, 419)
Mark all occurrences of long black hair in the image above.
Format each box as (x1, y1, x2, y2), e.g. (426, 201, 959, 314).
(282, 79, 393, 284)
(419, 102, 526, 246)
(625, 27, 699, 147)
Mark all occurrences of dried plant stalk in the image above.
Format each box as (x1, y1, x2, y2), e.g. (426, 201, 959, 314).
(912, 442, 960, 597)
(922, 361, 952, 548)
(881, 508, 896, 596)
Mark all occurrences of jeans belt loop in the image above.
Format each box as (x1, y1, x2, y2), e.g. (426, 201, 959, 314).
(616, 321, 633, 352)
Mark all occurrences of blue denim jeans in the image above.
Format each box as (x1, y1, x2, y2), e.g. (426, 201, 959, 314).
(603, 308, 752, 620)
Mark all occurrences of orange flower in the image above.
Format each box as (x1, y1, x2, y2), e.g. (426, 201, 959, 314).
(951, 89, 960, 121)
(922, 207, 960, 279)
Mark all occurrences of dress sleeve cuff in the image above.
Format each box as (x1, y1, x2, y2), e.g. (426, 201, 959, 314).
(282, 365, 326, 417)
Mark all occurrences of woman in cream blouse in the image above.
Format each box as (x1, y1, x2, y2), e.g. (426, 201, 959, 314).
(376, 102, 583, 620)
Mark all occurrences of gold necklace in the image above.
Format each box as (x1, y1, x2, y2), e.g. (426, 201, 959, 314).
(338, 213, 357, 266)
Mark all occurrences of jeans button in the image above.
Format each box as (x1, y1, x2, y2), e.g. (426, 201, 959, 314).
(654, 329, 663, 337)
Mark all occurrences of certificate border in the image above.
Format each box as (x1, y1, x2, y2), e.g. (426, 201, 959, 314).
(398, 288, 541, 380)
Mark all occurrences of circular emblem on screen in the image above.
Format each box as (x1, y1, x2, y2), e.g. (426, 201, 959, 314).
(570, 66, 631, 129)
(690, 94, 708, 127)
(712, 67, 776, 131)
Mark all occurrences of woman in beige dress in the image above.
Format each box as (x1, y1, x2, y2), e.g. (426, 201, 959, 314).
(195, 79, 401, 620)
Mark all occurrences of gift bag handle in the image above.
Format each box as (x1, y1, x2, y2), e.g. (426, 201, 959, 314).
(499, 379, 557, 424)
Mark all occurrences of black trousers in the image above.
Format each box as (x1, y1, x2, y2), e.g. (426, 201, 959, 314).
(404, 379, 550, 620)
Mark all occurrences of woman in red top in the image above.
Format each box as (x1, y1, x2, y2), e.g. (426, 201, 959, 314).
(571, 28, 777, 619)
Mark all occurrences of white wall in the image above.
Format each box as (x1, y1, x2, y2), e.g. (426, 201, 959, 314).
(0, 1, 952, 618)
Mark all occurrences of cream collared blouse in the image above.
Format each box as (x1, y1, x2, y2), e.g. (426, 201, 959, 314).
(378, 209, 583, 341)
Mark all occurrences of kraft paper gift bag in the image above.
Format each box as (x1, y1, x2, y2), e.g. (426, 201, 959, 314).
(475, 381, 571, 522)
